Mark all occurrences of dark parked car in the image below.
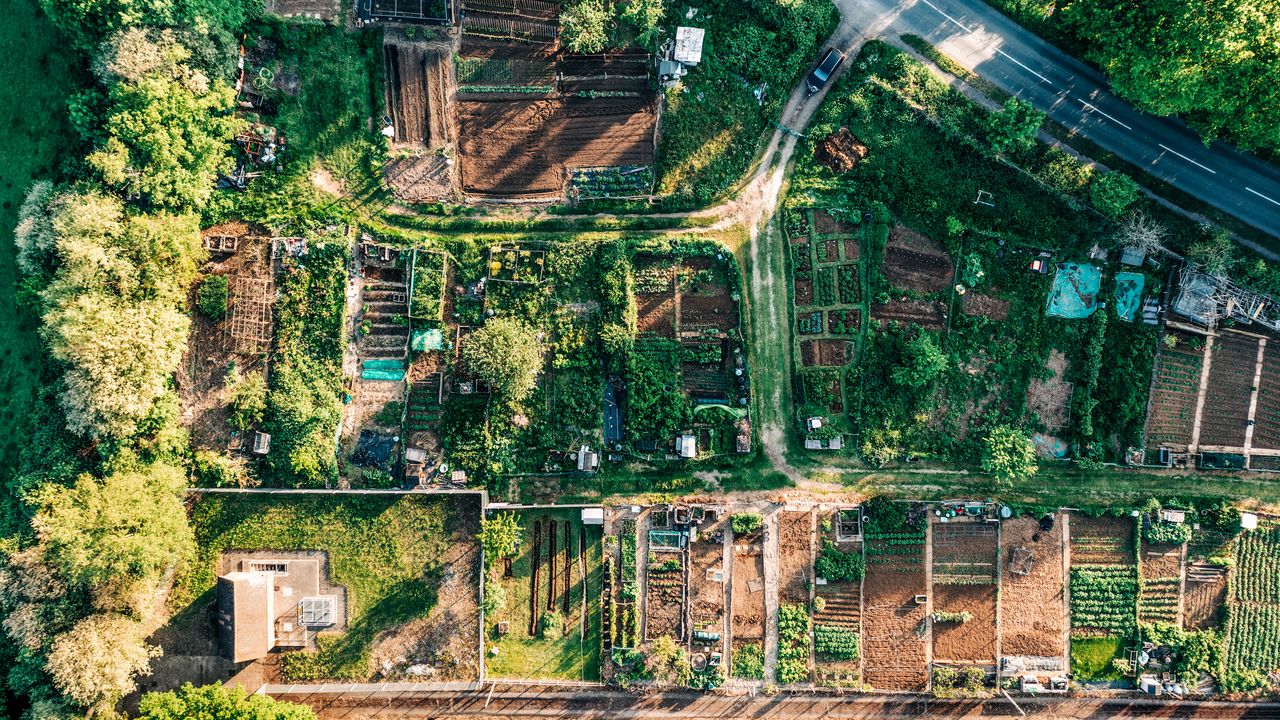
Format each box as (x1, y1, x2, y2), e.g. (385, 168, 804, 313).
(806, 48, 845, 94)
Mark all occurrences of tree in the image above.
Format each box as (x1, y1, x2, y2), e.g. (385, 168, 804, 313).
(647, 635, 692, 686)
(462, 317, 544, 402)
(1088, 171, 1140, 218)
(1116, 210, 1167, 255)
(980, 425, 1038, 486)
(139, 682, 317, 720)
(14, 181, 58, 279)
(83, 30, 241, 209)
(33, 463, 193, 608)
(39, 0, 256, 51)
(46, 614, 160, 712)
(985, 97, 1044, 155)
(43, 292, 190, 438)
(1188, 230, 1236, 277)
(561, 0, 611, 53)
(621, 0, 664, 45)
(891, 332, 947, 390)
(477, 512, 522, 567)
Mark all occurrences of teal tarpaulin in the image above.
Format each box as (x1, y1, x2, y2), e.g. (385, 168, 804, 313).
(1114, 272, 1145, 322)
(361, 359, 406, 382)
(1046, 262, 1102, 319)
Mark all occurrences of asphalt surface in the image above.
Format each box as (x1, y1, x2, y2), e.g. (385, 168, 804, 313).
(831, 0, 1280, 246)
(278, 687, 1280, 719)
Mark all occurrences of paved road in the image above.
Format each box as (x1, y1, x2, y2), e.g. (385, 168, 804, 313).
(832, 0, 1280, 246)
(277, 686, 1280, 719)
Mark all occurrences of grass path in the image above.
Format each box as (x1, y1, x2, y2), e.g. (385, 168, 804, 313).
(0, 0, 80, 523)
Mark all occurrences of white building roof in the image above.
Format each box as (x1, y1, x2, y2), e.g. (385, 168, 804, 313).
(581, 507, 605, 525)
(674, 27, 705, 65)
(1241, 512, 1259, 530)
(677, 434, 697, 458)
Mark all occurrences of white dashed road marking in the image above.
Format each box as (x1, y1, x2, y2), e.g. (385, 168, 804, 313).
(993, 48, 1053, 85)
(920, 0, 974, 33)
(1075, 98, 1133, 130)
(1158, 144, 1217, 174)
(1245, 187, 1280, 207)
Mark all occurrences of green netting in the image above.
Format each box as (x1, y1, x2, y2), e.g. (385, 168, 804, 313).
(361, 359, 406, 382)
(1114, 272, 1145, 322)
(411, 328, 444, 352)
(1046, 262, 1101, 319)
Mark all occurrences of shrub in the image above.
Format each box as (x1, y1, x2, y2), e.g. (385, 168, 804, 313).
(1089, 171, 1140, 218)
(730, 513, 762, 536)
(815, 540, 865, 582)
(539, 610, 564, 640)
(197, 274, 229, 319)
(732, 642, 764, 679)
(1143, 519, 1192, 545)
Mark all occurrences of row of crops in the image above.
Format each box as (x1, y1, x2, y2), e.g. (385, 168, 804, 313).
(1233, 524, 1280, 603)
(1069, 565, 1139, 635)
(1225, 520, 1280, 676)
(455, 57, 555, 86)
(568, 165, 655, 199)
(615, 520, 639, 648)
(409, 250, 447, 322)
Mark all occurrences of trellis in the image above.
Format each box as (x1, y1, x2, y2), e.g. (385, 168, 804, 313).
(225, 276, 274, 356)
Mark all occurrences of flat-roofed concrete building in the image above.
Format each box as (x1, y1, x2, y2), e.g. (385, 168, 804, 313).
(216, 553, 346, 663)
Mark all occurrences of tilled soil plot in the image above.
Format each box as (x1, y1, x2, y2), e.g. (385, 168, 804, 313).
(795, 278, 814, 306)
(1000, 516, 1065, 658)
(816, 239, 839, 264)
(1138, 540, 1184, 625)
(689, 517, 727, 639)
(932, 584, 996, 662)
(1184, 561, 1228, 630)
(1026, 350, 1072, 431)
(679, 261, 739, 334)
(637, 293, 675, 337)
(883, 226, 953, 293)
(646, 551, 687, 641)
(1070, 515, 1137, 565)
(386, 45, 425, 144)
(732, 542, 765, 642)
(1199, 331, 1260, 448)
(779, 511, 814, 606)
(932, 523, 997, 662)
(843, 236, 861, 261)
(863, 542, 928, 691)
(456, 97, 656, 197)
(961, 292, 1009, 320)
(800, 339, 850, 367)
(871, 298, 945, 330)
(813, 209, 861, 236)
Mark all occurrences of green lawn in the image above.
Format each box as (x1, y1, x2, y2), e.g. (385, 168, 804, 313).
(172, 493, 479, 680)
(0, 0, 81, 526)
(485, 508, 603, 681)
(1070, 635, 1128, 681)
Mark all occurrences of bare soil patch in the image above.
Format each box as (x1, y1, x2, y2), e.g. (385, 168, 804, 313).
(871, 298, 945, 330)
(731, 542, 765, 641)
(843, 236, 861, 261)
(384, 44, 449, 147)
(863, 539, 928, 691)
(1027, 350, 1073, 431)
(679, 256, 739, 335)
(814, 127, 867, 174)
(800, 339, 851, 368)
(961, 292, 1009, 320)
(1184, 561, 1227, 630)
(646, 551, 686, 641)
(813, 209, 860, 236)
(1001, 516, 1065, 658)
(883, 226, 953, 293)
(932, 584, 996, 662)
(778, 510, 813, 605)
(456, 97, 656, 197)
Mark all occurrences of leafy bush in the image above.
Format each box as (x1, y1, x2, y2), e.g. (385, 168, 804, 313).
(539, 610, 564, 640)
(197, 274, 229, 319)
(730, 513, 762, 536)
(1143, 519, 1192, 545)
(732, 643, 764, 679)
(815, 540, 865, 582)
